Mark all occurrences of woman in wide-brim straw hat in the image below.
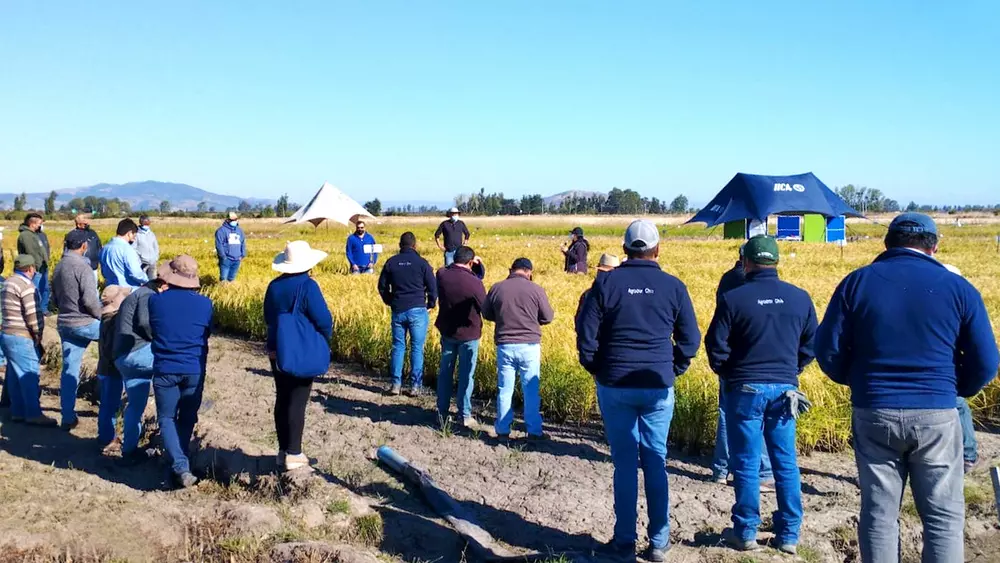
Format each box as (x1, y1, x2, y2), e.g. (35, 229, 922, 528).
(147, 255, 214, 489)
(265, 241, 334, 472)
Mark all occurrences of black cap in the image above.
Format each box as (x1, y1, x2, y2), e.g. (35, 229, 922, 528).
(64, 229, 90, 250)
(570, 227, 584, 236)
(511, 257, 533, 271)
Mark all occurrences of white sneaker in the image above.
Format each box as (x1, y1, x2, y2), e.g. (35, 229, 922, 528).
(284, 453, 311, 472)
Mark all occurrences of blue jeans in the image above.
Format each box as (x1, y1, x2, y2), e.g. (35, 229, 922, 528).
(495, 343, 543, 436)
(596, 384, 675, 549)
(33, 265, 50, 315)
(726, 383, 802, 546)
(58, 321, 101, 424)
(390, 308, 429, 388)
(218, 258, 241, 282)
(712, 380, 773, 481)
(956, 397, 977, 464)
(436, 337, 480, 420)
(153, 372, 205, 476)
(853, 408, 964, 563)
(116, 344, 155, 454)
(444, 251, 456, 266)
(98, 373, 123, 445)
(0, 334, 43, 419)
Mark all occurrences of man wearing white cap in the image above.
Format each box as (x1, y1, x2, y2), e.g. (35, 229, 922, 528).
(435, 207, 470, 266)
(577, 219, 700, 561)
(214, 212, 246, 282)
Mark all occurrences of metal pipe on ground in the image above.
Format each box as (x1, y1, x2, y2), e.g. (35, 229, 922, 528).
(992, 466, 1000, 525)
(376, 445, 588, 562)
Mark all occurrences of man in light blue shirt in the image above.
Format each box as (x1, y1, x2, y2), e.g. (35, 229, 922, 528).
(100, 218, 148, 290)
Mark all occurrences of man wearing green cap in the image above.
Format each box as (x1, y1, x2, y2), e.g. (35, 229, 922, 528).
(0, 254, 56, 426)
(706, 235, 817, 555)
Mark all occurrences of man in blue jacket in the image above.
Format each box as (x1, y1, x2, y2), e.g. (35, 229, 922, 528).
(815, 213, 999, 563)
(214, 212, 246, 282)
(377, 232, 437, 396)
(577, 219, 700, 562)
(706, 236, 817, 555)
(711, 243, 774, 489)
(345, 221, 378, 274)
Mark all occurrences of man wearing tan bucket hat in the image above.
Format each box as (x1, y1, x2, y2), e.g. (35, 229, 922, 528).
(265, 241, 333, 472)
(148, 255, 214, 489)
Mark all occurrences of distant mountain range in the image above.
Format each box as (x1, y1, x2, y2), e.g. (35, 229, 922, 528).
(0, 181, 275, 212)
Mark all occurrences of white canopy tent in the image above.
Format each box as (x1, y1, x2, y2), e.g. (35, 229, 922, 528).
(285, 182, 374, 227)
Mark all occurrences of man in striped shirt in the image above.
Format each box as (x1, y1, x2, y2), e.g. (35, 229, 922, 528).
(1, 255, 56, 426)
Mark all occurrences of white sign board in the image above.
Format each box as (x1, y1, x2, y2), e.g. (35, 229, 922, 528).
(364, 244, 384, 254)
(747, 219, 767, 238)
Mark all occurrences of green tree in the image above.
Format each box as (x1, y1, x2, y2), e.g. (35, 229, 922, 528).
(44, 191, 58, 215)
(275, 194, 290, 217)
(260, 205, 276, 218)
(669, 195, 689, 213)
(237, 200, 252, 213)
(13, 192, 26, 212)
(196, 201, 207, 213)
(906, 201, 919, 212)
(363, 198, 382, 216)
(159, 200, 171, 214)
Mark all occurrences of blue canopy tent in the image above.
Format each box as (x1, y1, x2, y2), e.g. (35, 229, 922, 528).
(687, 172, 862, 228)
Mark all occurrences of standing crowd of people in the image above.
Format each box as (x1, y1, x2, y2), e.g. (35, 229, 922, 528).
(0, 210, 997, 563)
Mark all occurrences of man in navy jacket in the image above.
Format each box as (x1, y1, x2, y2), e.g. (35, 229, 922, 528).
(710, 243, 774, 488)
(816, 213, 999, 563)
(378, 232, 437, 396)
(706, 235, 817, 555)
(576, 219, 700, 562)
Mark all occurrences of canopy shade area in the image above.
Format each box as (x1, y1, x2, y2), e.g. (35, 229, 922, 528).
(686, 172, 863, 228)
(285, 182, 374, 227)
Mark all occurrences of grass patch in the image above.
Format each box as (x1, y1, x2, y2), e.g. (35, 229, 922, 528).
(326, 498, 352, 515)
(797, 544, 823, 563)
(351, 513, 385, 547)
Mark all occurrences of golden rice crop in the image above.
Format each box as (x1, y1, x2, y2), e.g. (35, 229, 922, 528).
(13, 216, 1000, 452)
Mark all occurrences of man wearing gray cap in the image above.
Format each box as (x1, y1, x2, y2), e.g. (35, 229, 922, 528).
(577, 219, 700, 561)
(816, 212, 999, 563)
(434, 207, 470, 266)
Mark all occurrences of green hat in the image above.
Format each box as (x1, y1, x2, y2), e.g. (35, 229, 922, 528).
(14, 254, 36, 269)
(744, 235, 779, 265)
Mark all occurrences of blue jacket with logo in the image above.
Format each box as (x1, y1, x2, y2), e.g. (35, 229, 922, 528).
(377, 247, 437, 314)
(815, 248, 999, 409)
(345, 232, 378, 269)
(576, 259, 701, 388)
(214, 222, 246, 262)
(705, 269, 817, 388)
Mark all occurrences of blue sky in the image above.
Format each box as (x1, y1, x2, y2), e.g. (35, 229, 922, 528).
(1, 1, 998, 205)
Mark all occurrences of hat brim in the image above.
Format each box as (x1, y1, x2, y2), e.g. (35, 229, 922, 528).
(271, 248, 328, 274)
(157, 262, 201, 289)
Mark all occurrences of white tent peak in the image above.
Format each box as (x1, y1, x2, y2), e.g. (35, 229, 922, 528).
(285, 182, 374, 227)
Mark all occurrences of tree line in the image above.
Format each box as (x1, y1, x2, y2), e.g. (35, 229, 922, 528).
(2, 191, 301, 219)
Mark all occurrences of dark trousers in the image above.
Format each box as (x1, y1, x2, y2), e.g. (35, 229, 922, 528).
(153, 372, 204, 476)
(272, 362, 314, 456)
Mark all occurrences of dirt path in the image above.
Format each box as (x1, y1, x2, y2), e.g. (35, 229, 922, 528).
(1, 333, 998, 562)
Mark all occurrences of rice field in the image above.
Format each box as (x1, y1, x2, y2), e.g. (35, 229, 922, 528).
(9, 215, 1000, 453)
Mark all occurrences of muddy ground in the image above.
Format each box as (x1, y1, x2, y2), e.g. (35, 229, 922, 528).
(1, 332, 998, 562)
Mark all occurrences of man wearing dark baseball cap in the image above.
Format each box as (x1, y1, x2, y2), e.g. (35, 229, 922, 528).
(482, 257, 554, 441)
(577, 219, 700, 560)
(561, 227, 589, 274)
(52, 227, 103, 429)
(816, 212, 999, 561)
(705, 235, 817, 554)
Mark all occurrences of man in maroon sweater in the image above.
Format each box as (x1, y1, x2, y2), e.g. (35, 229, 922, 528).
(434, 246, 487, 429)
